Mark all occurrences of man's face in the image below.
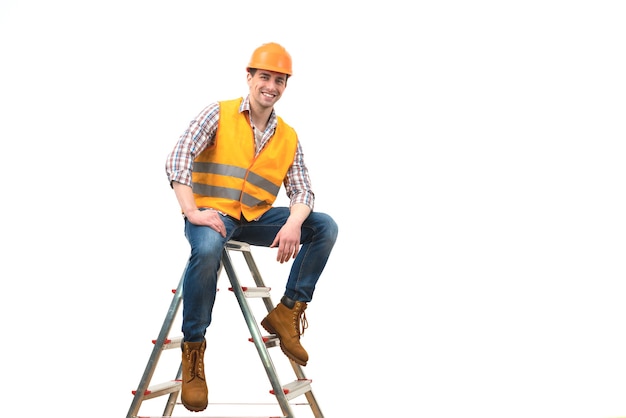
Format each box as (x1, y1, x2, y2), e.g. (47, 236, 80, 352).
(247, 69, 288, 110)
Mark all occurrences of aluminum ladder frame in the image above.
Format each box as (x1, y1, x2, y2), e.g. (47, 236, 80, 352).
(126, 240, 324, 418)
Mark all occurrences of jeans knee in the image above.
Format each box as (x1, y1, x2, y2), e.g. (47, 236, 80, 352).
(316, 212, 339, 243)
(187, 237, 222, 271)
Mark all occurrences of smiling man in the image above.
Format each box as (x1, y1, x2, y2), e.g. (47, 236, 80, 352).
(165, 42, 339, 412)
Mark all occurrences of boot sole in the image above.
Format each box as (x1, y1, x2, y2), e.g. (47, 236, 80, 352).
(182, 401, 208, 412)
(261, 319, 307, 367)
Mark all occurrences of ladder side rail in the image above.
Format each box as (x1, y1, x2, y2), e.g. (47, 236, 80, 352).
(241, 250, 275, 313)
(126, 267, 186, 418)
(301, 383, 324, 418)
(221, 248, 295, 418)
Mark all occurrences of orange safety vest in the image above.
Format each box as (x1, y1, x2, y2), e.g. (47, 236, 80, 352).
(191, 98, 298, 220)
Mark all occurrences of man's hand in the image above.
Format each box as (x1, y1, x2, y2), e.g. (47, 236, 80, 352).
(270, 204, 310, 263)
(186, 209, 226, 237)
(270, 222, 302, 263)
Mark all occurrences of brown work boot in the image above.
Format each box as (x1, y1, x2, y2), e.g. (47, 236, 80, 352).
(261, 296, 309, 366)
(181, 340, 208, 412)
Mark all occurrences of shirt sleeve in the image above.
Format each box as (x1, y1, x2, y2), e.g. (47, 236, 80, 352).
(165, 102, 220, 187)
(285, 140, 315, 211)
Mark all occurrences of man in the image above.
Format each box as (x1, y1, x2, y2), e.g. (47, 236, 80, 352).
(165, 42, 338, 412)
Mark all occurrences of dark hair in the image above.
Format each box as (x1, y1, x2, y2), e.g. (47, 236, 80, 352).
(248, 68, 290, 81)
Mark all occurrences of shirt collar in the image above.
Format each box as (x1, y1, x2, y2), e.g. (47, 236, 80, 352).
(240, 95, 278, 130)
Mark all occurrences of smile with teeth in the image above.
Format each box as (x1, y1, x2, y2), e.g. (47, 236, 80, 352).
(262, 92, 275, 98)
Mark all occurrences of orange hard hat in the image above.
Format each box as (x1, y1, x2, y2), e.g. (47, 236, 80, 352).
(247, 42, 293, 76)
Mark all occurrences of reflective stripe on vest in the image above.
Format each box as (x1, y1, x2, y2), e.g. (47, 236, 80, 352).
(192, 162, 281, 206)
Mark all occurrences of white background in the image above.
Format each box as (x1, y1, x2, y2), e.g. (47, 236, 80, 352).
(1, 1, 625, 417)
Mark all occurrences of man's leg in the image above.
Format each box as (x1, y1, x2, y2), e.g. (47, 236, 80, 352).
(179, 215, 234, 411)
(235, 207, 339, 365)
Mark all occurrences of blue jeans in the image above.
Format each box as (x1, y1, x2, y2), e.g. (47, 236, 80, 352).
(181, 207, 338, 343)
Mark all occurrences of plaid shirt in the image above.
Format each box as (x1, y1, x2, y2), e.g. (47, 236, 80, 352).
(166, 95, 315, 210)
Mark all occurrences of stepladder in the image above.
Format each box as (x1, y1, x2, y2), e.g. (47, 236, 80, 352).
(127, 240, 324, 418)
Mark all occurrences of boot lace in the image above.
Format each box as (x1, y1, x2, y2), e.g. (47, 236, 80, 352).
(293, 303, 308, 336)
(186, 348, 206, 382)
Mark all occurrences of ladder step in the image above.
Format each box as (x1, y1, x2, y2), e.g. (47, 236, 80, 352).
(137, 416, 285, 418)
(152, 335, 182, 350)
(225, 240, 251, 252)
(228, 286, 271, 297)
(248, 335, 280, 348)
(132, 380, 181, 400)
(270, 379, 312, 401)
